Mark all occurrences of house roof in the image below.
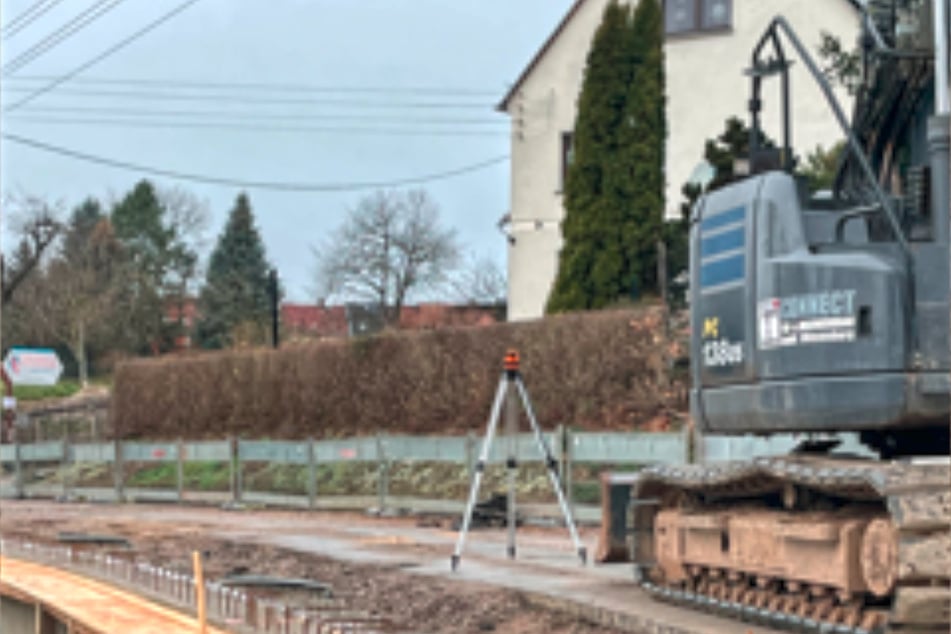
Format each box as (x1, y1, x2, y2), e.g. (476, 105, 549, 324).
(496, 0, 865, 113)
(497, 0, 587, 112)
(282, 304, 349, 338)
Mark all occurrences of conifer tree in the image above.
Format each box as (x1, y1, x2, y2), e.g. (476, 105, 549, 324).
(618, 0, 665, 296)
(111, 180, 172, 352)
(196, 193, 271, 349)
(547, 0, 666, 313)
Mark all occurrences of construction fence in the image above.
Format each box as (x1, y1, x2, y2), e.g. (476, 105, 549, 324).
(0, 430, 871, 521)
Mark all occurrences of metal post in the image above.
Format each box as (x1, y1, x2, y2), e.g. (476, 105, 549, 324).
(233, 437, 243, 504)
(562, 424, 574, 519)
(14, 427, 23, 498)
(176, 438, 185, 503)
(61, 428, 71, 500)
(465, 430, 476, 482)
(307, 437, 317, 510)
(269, 268, 280, 349)
(228, 435, 236, 504)
(113, 438, 124, 503)
(376, 433, 388, 515)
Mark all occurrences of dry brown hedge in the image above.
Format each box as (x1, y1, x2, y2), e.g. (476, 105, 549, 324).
(112, 308, 686, 440)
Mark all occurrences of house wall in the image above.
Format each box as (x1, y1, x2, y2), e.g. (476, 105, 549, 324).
(505, 0, 620, 322)
(504, 0, 859, 322)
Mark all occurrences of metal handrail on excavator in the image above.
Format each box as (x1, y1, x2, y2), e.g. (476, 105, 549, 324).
(748, 16, 912, 259)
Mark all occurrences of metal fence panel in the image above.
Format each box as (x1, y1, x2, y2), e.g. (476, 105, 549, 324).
(381, 435, 469, 462)
(570, 432, 686, 464)
(184, 441, 231, 462)
(314, 438, 379, 462)
(20, 441, 64, 462)
(72, 443, 115, 463)
(239, 440, 310, 464)
(122, 442, 178, 462)
(484, 433, 558, 464)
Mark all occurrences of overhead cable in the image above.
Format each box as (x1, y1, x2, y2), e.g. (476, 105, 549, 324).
(2, 132, 510, 192)
(5, 0, 203, 112)
(3, 74, 499, 96)
(7, 116, 508, 136)
(1, 85, 492, 109)
(2, 0, 66, 39)
(3, 0, 127, 75)
(9, 105, 507, 125)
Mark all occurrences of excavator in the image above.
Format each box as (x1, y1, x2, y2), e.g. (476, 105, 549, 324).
(629, 0, 950, 631)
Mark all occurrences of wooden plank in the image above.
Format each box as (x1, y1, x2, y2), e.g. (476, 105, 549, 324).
(899, 532, 951, 581)
(890, 490, 951, 530)
(891, 587, 951, 625)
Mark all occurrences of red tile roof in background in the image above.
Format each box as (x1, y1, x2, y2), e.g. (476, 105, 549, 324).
(399, 303, 497, 329)
(282, 304, 349, 338)
(281, 302, 499, 339)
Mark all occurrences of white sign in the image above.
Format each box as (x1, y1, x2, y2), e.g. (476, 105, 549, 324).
(758, 289, 858, 350)
(3, 348, 63, 386)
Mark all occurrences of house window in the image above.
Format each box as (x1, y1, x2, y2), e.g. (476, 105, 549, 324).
(665, 0, 731, 35)
(561, 131, 574, 190)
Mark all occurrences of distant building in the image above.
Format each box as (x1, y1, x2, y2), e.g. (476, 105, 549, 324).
(281, 303, 349, 340)
(498, 0, 863, 320)
(281, 302, 503, 341)
(163, 296, 198, 350)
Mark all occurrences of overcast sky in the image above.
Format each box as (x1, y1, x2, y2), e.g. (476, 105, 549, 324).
(0, 0, 576, 301)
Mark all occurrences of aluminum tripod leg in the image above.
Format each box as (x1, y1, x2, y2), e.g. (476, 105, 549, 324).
(505, 381, 518, 560)
(515, 377, 587, 564)
(451, 374, 507, 571)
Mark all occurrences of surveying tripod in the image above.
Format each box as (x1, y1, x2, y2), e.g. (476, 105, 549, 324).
(451, 350, 586, 571)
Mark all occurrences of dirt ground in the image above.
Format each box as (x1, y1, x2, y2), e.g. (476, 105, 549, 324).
(0, 501, 625, 634)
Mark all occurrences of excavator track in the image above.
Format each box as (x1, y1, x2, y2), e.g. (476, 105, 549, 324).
(631, 455, 950, 634)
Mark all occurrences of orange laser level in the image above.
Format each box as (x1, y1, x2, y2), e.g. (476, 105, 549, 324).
(503, 349, 520, 373)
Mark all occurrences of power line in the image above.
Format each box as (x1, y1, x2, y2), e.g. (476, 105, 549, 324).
(7, 116, 509, 136)
(3, 0, 127, 76)
(3, 74, 500, 96)
(2, 0, 66, 39)
(5, 0, 203, 112)
(2, 132, 510, 192)
(1, 85, 492, 109)
(9, 105, 507, 125)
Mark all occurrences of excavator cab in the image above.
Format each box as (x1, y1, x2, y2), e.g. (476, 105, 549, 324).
(689, 4, 950, 457)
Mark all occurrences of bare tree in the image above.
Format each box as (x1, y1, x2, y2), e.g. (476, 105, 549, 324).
(452, 253, 507, 305)
(158, 186, 210, 344)
(159, 185, 210, 266)
(1, 192, 64, 304)
(314, 189, 460, 326)
(31, 216, 122, 386)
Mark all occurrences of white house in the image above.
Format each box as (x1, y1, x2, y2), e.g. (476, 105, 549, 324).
(499, 0, 864, 321)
